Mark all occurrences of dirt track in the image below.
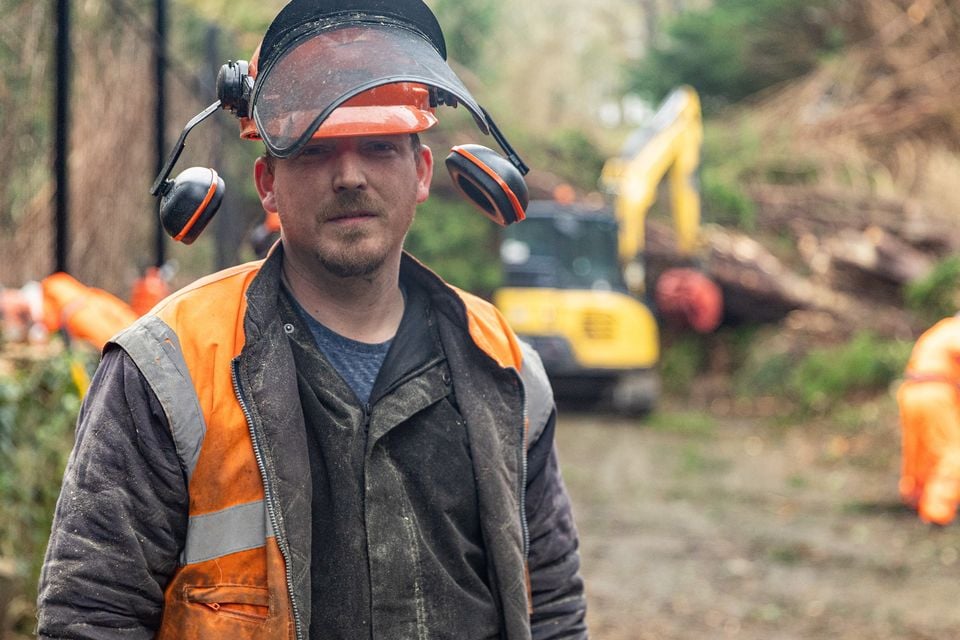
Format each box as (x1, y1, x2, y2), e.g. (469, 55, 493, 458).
(557, 395, 960, 639)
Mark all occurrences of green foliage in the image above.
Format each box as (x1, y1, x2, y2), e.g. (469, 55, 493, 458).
(701, 170, 756, 230)
(660, 335, 708, 395)
(429, 0, 500, 70)
(645, 409, 716, 437)
(541, 128, 609, 193)
(733, 331, 912, 414)
(762, 158, 821, 186)
(628, 0, 846, 110)
(786, 333, 911, 413)
(406, 194, 502, 297)
(735, 349, 794, 398)
(699, 120, 763, 230)
(0, 346, 87, 605)
(904, 254, 960, 326)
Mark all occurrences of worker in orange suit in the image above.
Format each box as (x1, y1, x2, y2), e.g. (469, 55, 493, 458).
(897, 314, 960, 525)
(41, 272, 139, 351)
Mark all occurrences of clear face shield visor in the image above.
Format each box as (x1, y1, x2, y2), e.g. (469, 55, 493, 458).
(252, 22, 490, 158)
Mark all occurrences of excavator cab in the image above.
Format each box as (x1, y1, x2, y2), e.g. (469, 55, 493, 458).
(500, 202, 626, 292)
(495, 201, 661, 415)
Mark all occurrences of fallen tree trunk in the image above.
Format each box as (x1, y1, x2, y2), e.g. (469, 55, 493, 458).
(645, 220, 917, 337)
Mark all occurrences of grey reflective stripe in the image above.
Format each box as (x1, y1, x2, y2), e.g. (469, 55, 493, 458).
(182, 500, 274, 565)
(518, 339, 554, 446)
(111, 316, 207, 481)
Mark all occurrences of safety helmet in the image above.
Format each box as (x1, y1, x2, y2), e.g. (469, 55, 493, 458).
(249, 0, 488, 159)
(239, 41, 437, 142)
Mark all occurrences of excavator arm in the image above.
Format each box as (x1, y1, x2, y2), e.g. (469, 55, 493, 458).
(600, 86, 721, 334)
(600, 85, 703, 266)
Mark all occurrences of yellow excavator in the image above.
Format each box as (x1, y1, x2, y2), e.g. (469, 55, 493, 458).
(494, 86, 716, 414)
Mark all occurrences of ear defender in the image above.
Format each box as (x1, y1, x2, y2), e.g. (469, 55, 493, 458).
(445, 144, 528, 226)
(157, 167, 225, 245)
(150, 60, 253, 243)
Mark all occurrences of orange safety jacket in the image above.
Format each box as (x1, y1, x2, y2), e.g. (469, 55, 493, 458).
(109, 253, 553, 639)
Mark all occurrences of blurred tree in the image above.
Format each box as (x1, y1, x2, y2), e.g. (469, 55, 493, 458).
(406, 194, 502, 297)
(428, 0, 499, 70)
(0, 1, 51, 232)
(628, 0, 847, 111)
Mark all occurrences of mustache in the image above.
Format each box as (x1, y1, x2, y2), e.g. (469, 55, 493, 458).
(320, 191, 383, 218)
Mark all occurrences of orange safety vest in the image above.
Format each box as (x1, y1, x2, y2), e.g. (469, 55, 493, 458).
(112, 259, 535, 639)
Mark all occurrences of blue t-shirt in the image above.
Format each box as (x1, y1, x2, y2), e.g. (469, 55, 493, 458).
(291, 294, 400, 405)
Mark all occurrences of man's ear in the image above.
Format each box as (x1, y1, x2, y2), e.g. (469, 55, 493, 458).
(416, 144, 433, 204)
(254, 156, 278, 213)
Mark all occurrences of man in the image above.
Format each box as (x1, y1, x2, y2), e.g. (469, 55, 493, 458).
(37, 0, 588, 638)
(898, 314, 960, 525)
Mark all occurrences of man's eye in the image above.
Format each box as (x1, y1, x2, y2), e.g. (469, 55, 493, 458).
(299, 145, 333, 159)
(364, 141, 399, 154)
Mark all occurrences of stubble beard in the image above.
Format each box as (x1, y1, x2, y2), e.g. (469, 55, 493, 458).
(316, 191, 390, 279)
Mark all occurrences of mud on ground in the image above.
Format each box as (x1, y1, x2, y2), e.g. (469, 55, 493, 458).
(557, 395, 960, 640)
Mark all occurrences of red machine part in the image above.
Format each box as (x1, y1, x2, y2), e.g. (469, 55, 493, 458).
(654, 267, 723, 333)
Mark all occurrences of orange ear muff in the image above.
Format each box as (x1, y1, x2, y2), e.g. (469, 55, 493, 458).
(158, 167, 225, 245)
(445, 144, 528, 226)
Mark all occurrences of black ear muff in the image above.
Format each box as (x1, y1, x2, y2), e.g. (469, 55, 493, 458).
(151, 80, 235, 244)
(217, 60, 253, 118)
(445, 144, 528, 226)
(158, 167, 225, 245)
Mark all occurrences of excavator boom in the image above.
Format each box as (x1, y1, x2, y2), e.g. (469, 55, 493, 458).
(600, 85, 703, 265)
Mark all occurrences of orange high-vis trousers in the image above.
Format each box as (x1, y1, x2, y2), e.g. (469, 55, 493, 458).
(898, 380, 960, 524)
(897, 316, 960, 525)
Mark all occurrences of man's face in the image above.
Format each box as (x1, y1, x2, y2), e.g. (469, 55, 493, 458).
(255, 134, 433, 279)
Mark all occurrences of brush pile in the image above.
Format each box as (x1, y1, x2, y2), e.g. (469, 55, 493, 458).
(650, 0, 960, 339)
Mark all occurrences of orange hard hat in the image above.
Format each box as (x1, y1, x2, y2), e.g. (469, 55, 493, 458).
(239, 42, 437, 142)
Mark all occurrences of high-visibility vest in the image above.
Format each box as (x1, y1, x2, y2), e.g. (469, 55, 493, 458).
(112, 259, 531, 639)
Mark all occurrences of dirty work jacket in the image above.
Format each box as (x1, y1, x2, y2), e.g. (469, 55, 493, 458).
(37, 249, 587, 640)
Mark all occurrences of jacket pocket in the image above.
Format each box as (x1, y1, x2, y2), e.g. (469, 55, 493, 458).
(184, 584, 271, 623)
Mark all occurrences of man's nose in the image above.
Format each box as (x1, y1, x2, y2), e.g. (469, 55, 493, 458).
(331, 150, 367, 191)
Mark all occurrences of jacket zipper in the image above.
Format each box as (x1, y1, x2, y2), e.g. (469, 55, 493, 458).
(232, 359, 305, 640)
(516, 370, 530, 562)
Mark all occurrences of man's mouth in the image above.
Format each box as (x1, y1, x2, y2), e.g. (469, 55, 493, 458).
(327, 211, 377, 223)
